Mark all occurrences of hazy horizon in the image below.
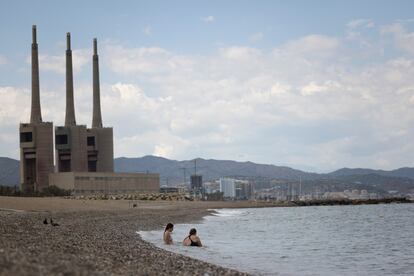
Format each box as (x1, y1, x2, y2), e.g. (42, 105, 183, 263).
(3, 153, 414, 174)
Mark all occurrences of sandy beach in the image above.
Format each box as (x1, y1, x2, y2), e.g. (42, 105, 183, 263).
(0, 197, 282, 275)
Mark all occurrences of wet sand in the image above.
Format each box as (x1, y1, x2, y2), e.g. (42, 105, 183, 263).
(0, 197, 280, 275)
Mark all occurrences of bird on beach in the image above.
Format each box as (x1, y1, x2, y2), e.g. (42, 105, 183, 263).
(50, 218, 60, 227)
(43, 218, 48, 224)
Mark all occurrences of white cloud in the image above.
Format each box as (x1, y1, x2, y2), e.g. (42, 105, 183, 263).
(281, 35, 340, 57)
(0, 86, 31, 125)
(30, 49, 89, 75)
(105, 45, 171, 74)
(153, 143, 174, 158)
(301, 81, 328, 96)
(201, 15, 215, 23)
(345, 19, 376, 48)
(300, 81, 340, 96)
(3, 22, 414, 172)
(381, 22, 414, 54)
(347, 19, 374, 29)
(115, 131, 190, 159)
(100, 30, 414, 170)
(219, 46, 261, 60)
(270, 83, 291, 95)
(249, 32, 264, 42)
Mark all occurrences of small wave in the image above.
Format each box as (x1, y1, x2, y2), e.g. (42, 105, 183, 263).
(212, 209, 245, 217)
(136, 230, 160, 241)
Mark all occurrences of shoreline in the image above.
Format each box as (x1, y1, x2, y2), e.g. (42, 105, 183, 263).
(1, 197, 278, 276)
(1, 197, 412, 275)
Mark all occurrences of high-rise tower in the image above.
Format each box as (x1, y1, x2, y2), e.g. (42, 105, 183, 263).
(92, 38, 102, 128)
(19, 25, 54, 192)
(30, 25, 42, 124)
(65, 32, 76, 126)
(87, 38, 114, 172)
(55, 32, 88, 172)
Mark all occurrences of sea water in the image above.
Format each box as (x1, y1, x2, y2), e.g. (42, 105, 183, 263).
(139, 204, 414, 275)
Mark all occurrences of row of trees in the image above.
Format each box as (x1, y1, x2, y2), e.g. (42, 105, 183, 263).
(0, 185, 71, 196)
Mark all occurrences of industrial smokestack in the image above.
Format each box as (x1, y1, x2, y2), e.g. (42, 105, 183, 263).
(30, 25, 42, 123)
(65, 32, 76, 126)
(92, 38, 102, 128)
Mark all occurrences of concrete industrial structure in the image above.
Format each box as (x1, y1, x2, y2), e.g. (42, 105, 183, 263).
(49, 172, 159, 193)
(86, 38, 114, 173)
(19, 26, 54, 193)
(55, 33, 88, 173)
(191, 174, 202, 190)
(20, 25, 159, 194)
(55, 35, 113, 173)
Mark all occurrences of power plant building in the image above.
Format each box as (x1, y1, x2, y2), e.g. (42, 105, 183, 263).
(55, 34, 113, 173)
(55, 33, 89, 173)
(86, 38, 114, 173)
(49, 172, 159, 194)
(20, 25, 159, 194)
(19, 26, 54, 193)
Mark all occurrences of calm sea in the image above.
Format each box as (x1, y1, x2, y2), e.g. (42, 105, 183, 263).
(139, 204, 414, 275)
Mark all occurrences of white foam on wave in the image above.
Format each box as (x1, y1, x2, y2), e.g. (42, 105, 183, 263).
(136, 230, 160, 241)
(211, 209, 245, 217)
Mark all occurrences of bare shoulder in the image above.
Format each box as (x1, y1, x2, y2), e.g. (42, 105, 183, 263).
(183, 237, 189, 245)
(196, 235, 202, 246)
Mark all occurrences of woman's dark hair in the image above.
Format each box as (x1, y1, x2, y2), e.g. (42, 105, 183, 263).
(189, 228, 197, 236)
(165, 223, 174, 232)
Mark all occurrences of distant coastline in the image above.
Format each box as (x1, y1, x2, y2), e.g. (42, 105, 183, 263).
(288, 197, 413, 206)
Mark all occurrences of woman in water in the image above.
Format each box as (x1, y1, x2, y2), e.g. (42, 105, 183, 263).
(163, 223, 174, 245)
(182, 228, 202, 247)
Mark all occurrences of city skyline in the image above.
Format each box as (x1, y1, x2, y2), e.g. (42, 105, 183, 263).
(1, 1, 414, 172)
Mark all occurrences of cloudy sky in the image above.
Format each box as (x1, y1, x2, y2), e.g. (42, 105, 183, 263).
(1, 0, 414, 172)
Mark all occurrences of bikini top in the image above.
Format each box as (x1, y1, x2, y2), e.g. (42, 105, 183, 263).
(188, 235, 199, 246)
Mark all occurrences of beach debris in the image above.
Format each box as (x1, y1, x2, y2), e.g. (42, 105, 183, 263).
(50, 218, 60, 227)
(132, 203, 137, 208)
(184, 196, 193, 201)
(43, 218, 48, 224)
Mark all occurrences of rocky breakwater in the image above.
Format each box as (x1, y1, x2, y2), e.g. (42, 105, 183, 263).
(68, 192, 195, 201)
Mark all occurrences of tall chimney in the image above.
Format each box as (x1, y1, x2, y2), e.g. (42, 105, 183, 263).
(30, 25, 42, 123)
(92, 38, 102, 128)
(65, 32, 76, 126)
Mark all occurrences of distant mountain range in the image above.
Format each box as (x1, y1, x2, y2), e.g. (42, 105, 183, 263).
(329, 167, 414, 179)
(1, 155, 414, 194)
(0, 157, 19, 187)
(114, 155, 320, 184)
